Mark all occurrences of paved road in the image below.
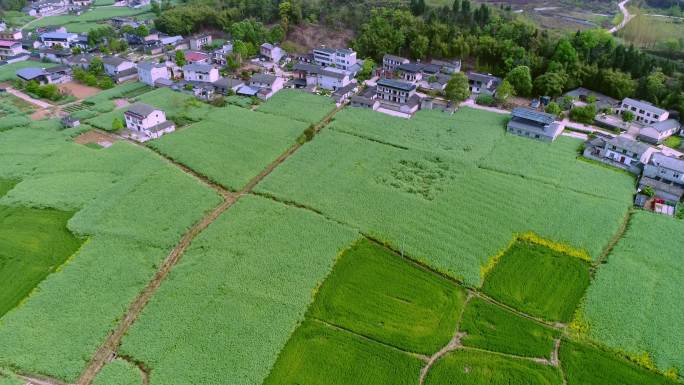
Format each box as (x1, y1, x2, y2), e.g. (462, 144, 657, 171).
(609, 0, 633, 34)
(6, 87, 53, 109)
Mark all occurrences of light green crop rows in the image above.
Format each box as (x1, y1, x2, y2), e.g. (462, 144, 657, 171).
(582, 211, 684, 374)
(256, 127, 631, 285)
(0, 122, 220, 382)
(118, 195, 359, 385)
(257, 89, 336, 124)
(91, 359, 142, 385)
(149, 105, 306, 190)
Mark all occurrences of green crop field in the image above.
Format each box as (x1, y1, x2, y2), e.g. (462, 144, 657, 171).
(0, 205, 82, 317)
(257, 89, 336, 124)
(0, 61, 58, 82)
(309, 238, 466, 355)
(460, 297, 559, 358)
(256, 127, 631, 285)
(481, 241, 591, 323)
(24, 6, 153, 30)
(86, 88, 211, 130)
(0, 179, 16, 197)
(263, 320, 423, 385)
(582, 211, 684, 374)
(0, 369, 22, 385)
(0, 122, 220, 382)
(91, 359, 142, 385)
(0, 94, 35, 115)
(149, 105, 307, 190)
(424, 349, 563, 385)
(560, 340, 680, 385)
(118, 196, 359, 385)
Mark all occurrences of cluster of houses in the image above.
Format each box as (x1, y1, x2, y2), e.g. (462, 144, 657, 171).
(22, 0, 146, 17)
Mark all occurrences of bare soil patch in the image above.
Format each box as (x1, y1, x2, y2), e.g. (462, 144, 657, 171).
(59, 82, 101, 100)
(30, 109, 53, 120)
(74, 130, 117, 148)
(284, 23, 355, 53)
(114, 98, 130, 108)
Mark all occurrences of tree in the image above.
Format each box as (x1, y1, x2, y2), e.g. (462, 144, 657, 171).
(112, 117, 124, 131)
(98, 76, 114, 89)
(545, 102, 562, 116)
(569, 104, 597, 124)
(410, 35, 429, 59)
(357, 58, 376, 81)
(279, 1, 291, 32)
(593, 69, 636, 100)
(534, 71, 567, 97)
(505, 65, 533, 96)
(134, 25, 149, 37)
(641, 70, 667, 105)
(268, 25, 285, 44)
(494, 79, 514, 104)
(88, 57, 104, 77)
(445, 72, 470, 102)
(622, 110, 635, 123)
(175, 50, 186, 67)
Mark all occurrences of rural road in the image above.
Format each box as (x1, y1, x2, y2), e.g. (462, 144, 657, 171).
(609, 0, 633, 34)
(5, 87, 53, 109)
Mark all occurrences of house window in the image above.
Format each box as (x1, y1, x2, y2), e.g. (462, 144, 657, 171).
(674, 173, 680, 178)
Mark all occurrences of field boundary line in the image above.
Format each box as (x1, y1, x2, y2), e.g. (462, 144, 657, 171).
(310, 317, 430, 362)
(419, 293, 471, 385)
(75, 100, 348, 385)
(331, 128, 411, 150)
(19, 373, 67, 385)
(592, 208, 633, 273)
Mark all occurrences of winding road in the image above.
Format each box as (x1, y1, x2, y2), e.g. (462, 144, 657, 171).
(609, 0, 633, 34)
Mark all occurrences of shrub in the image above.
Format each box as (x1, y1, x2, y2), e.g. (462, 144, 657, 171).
(569, 104, 597, 124)
(475, 94, 496, 106)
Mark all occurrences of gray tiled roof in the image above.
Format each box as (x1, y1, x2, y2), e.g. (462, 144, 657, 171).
(622, 98, 667, 115)
(102, 56, 129, 66)
(383, 54, 409, 62)
(396, 63, 424, 73)
(651, 153, 684, 173)
(650, 119, 681, 133)
(250, 73, 276, 85)
(606, 135, 653, 156)
(511, 107, 556, 125)
(126, 102, 158, 117)
(137, 61, 165, 71)
(182, 63, 213, 73)
(377, 78, 415, 92)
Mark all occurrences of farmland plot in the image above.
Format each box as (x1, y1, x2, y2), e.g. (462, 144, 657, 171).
(308, 238, 466, 355)
(582, 211, 684, 374)
(0, 122, 221, 382)
(118, 196, 359, 385)
(560, 340, 680, 385)
(481, 241, 591, 323)
(460, 297, 559, 358)
(257, 89, 336, 124)
(0, 205, 81, 317)
(149, 105, 307, 190)
(256, 128, 630, 285)
(91, 359, 142, 385)
(263, 320, 423, 385)
(424, 350, 563, 385)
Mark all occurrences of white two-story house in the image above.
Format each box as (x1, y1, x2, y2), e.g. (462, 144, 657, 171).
(102, 56, 137, 83)
(124, 102, 175, 142)
(260, 43, 284, 63)
(137, 61, 169, 86)
(620, 98, 669, 125)
(189, 34, 212, 51)
(40, 31, 79, 48)
(640, 153, 684, 204)
(313, 47, 357, 71)
(182, 63, 219, 83)
(0, 40, 23, 60)
(583, 135, 657, 175)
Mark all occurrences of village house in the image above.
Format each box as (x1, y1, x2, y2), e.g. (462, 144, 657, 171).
(124, 102, 175, 142)
(375, 78, 422, 115)
(260, 43, 284, 63)
(137, 61, 169, 86)
(429, 59, 461, 74)
(238, 73, 283, 100)
(619, 98, 669, 125)
(127, 0, 150, 8)
(507, 107, 563, 142)
(332, 82, 358, 106)
(396, 63, 423, 83)
(212, 42, 233, 66)
(212, 77, 244, 95)
(173, 81, 215, 100)
(637, 119, 682, 145)
(189, 34, 212, 51)
(63, 53, 96, 69)
(16, 65, 71, 84)
(0, 29, 23, 40)
(467, 72, 500, 95)
(312, 47, 357, 71)
(351, 86, 379, 110)
(583, 135, 657, 175)
(418, 73, 451, 92)
(421, 97, 456, 114)
(292, 62, 321, 88)
(102, 56, 137, 83)
(382, 54, 409, 72)
(0, 40, 23, 60)
(24, 0, 67, 16)
(38, 47, 72, 62)
(639, 153, 684, 205)
(182, 63, 219, 83)
(317, 67, 351, 91)
(159, 34, 183, 46)
(40, 31, 79, 48)
(563, 87, 619, 111)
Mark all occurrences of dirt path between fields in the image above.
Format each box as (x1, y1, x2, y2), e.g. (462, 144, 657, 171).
(20, 374, 66, 385)
(75, 104, 348, 385)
